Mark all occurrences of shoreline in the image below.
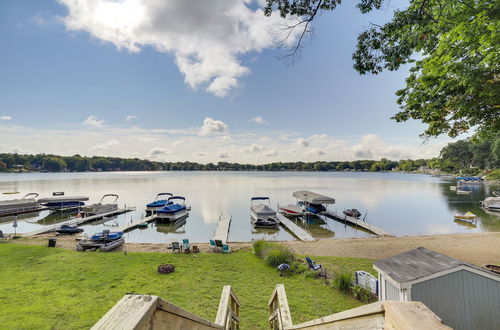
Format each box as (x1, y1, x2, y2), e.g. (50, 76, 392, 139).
(7, 231, 499, 266)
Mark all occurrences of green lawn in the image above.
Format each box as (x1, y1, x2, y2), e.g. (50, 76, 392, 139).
(0, 244, 374, 329)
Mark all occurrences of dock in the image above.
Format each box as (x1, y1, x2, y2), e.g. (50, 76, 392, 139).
(214, 214, 232, 244)
(322, 211, 392, 237)
(117, 214, 157, 232)
(276, 213, 315, 241)
(23, 207, 135, 236)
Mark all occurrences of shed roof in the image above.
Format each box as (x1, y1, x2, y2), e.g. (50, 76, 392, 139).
(374, 247, 498, 284)
(292, 191, 335, 204)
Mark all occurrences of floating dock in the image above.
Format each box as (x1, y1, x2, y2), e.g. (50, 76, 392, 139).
(214, 214, 232, 244)
(23, 207, 135, 236)
(322, 211, 392, 237)
(276, 213, 315, 241)
(117, 214, 157, 232)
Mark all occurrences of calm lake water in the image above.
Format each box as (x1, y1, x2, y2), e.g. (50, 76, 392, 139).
(0, 171, 499, 243)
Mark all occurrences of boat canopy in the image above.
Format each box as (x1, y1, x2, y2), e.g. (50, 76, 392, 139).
(168, 196, 186, 201)
(156, 193, 173, 199)
(38, 196, 89, 203)
(457, 177, 483, 180)
(251, 197, 270, 201)
(292, 191, 335, 205)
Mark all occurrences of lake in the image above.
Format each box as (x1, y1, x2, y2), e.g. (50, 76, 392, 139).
(0, 171, 498, 243)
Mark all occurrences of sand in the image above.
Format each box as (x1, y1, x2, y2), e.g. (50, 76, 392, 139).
(8, 232, 500, 266)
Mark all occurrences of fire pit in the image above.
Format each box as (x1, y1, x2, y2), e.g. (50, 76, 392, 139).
(157, 264, 175, 274)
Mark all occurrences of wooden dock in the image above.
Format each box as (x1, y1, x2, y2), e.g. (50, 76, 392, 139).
(322, 211, 392, 237)
(23, 207, 135, 236)
(276, 213, 315, 241)
(213, 214, 232, 244)
(117, 214, 157, 232)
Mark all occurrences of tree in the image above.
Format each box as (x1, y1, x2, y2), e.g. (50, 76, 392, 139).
(264, 0, 500, 138)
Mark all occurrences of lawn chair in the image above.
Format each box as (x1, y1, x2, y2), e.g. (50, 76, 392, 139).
(171, 241, 181, 253)
(0, 230, 9, 242)
(192, 245, 200, 253)
(215, 240, 224, 253)
(209, 240, 218, 252)
(306, 257, 321, 271)
(182, 239, 190, 252)
(222, 244, 231, 253)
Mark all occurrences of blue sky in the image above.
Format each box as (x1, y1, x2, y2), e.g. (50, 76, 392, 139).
(0, 0, 452, 163)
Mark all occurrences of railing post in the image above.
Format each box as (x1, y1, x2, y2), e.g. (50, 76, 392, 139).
(215, 285, 240, 329)
(268, 284, 293, 329)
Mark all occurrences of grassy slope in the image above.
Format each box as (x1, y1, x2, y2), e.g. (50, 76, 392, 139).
(0, 244, 374, 330)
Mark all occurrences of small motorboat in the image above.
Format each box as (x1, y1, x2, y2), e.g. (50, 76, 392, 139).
(454, 211, 477, 225)
(90, 231, 124, 241)
(279, 204, 303, 217)
(293, 191, 335, 215)
(82, 194, 119, 216)
(146, 193, 173, 213)
(77, 230, 124, 252)
(343, 209, 362, 218)
(480, 197, 500, 212)
(56, 224, 84, 234)
(250, 197, 279, 228)
(456, 189, 472, 195)
(156, 196, 189, 221)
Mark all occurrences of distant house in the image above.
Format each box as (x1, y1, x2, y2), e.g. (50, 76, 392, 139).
(374, 247, 500, 330)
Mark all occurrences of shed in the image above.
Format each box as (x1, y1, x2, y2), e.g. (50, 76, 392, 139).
(374, 247, 500, 330)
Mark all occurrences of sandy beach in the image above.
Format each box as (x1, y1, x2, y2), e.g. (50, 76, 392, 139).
(8, 231, 499, 266)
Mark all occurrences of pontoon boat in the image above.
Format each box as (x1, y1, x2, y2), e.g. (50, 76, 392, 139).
(156, 196, 189, 221)
(0, 193, 40, 217)
(481, 197, 500, 212)
(250, 197, 279, 228)
(146, 193, 173, 213)
(81, 194, 119, 216)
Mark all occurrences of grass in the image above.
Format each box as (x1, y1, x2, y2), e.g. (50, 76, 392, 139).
(0, 244, 375, 330)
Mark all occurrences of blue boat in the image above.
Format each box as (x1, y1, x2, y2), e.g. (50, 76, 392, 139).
(156, 196, 189, 221)
(293, 191, 335, 215)
(38, 195, 89, 211)
(56, 224, 84, 234)
(297, 201, 326, 214)
(146, 193, 173, 213)
(90, 231, 124, 241)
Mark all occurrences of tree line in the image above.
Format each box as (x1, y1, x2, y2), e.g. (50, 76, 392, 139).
(0, 137, 498, 174)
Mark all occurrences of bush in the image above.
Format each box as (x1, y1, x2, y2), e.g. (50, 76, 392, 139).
(290, 261, 308, 274)
(304, 270, 319, 279)
(265, 247, 294, 268)
(252, 240, 269, 258)
(332, 269, 353, 294)
(351, 285, 377, 303)
(486, 169, 500, 181)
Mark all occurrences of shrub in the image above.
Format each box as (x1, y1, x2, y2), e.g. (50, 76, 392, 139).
(252, 240, 269, 258)
(290, 261, 308, 274)
(486, 169, 500, 181)
(264, 247, 294, 268)
(332, 269, 353, 294)
(304, 270, 319, 279)
(351, 285, 377, 303)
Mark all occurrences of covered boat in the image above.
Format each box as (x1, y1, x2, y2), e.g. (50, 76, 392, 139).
(0, 193, 40, 217)
(457, 177, 484, 185)
(250, 197, 279, 228)
(481, 197, 500, 212)
(90, 231, 124, 241)
(156, 196, 189, 221)
(343, 209, 362, 218)
(38, 194, 89, 211)
(56, 224, 84, 234)
(76, 230, 124, 252)
(82, 194, 119, 216)
(293, 191, 335, 214)
(146, 193, 173, 213)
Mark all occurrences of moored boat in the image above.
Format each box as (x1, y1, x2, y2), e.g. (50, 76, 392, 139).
(81, 194, 119, 216)
(293, 191, 335, 215)
(56, 224, 84, 234)
(146, 193, 173, 213)
(456, 189, 472, 195)
(250, 197, 279, 228)
(38, 194, 89, 211)
(454, 211, 477, 220)
(480, 197, 500, 212)
(76, 230, 124, 252)
(279, 204, 303, 217)
(343, 208, 362, 218)
(156, 196, 189, 221)
(0, 193, 40, 217)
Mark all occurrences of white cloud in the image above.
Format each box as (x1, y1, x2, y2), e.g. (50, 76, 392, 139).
(126, 115, 137, 121)
(265, 149, 278, 157)
(307, 148, 325, 156)
(90, 139, 119, 151)
(244, 144, 265, 153)
(148, 147, 170, 158)
(250, 116, 268, 125)
(198, 117, 228, 136)
(83, 115, 105, 127)
(194, 151, 207, 157)
(296, 138, 309, 147)
(0, 116, 12, 121)
(218, 151, 229, 158)
(58, 0, 297, 97)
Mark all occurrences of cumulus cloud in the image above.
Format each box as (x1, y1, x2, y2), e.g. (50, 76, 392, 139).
(194, 151, 207, 157)
(199, 117, 228, 136)
(0, 116, 12, 121)
(148, 147, 170, 157)
(265, 149, 278, 157)
(307, 148, 325, 156)
(218, 151, 229, 158)
(126, 115, 137, 121)
(296, 138, 309, 147)
(250, 116, 267, 125)
(58, 0, 297, 97)
(90, 139, 119, 151)
(83, 115, 105, 127)
(244, 144, 265, 153)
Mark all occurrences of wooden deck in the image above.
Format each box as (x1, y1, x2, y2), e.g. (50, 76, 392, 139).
(276, 213, 315, 242)
(22, 207, 135, 236)
(214, 214, 232, 244)
(117, 214, 157, 232)
(322, 210, 392, 237)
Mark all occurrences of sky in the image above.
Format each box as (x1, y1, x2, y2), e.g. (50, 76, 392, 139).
(0, 0, 456, 164)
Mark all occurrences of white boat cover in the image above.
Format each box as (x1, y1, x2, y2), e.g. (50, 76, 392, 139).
(38, 196, 89, 203)
(251, 204, 276, 218)
(279, 204, 303, 213)
(292, 191, 335, 204)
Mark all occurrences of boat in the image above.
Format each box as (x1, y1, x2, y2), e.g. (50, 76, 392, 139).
(480, 197, 500, 212)
(81, 194, 119, 216)
(250, 197, 279, 228)
(76, 230, 124, 252)
(293, 191, 335, 214)
(0, 193, 40, 217)
(343, 209, 362, 218)
(156, 196, 189, 221)
(453, 211, 478, 225)
(137, 222, 148, 229)
(56, 224, 84, 234)
(279, 204, 303, 217)
(457, 177, 484, 185)
(38, 194, 89, 211)
(449, 186, 457, 191)
(146, 193, 173, 213)
(456, 189, 472, 195)
(2, 191, 20, 195)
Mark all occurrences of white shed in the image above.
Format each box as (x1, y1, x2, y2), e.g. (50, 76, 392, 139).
(374, 247, 500, 330)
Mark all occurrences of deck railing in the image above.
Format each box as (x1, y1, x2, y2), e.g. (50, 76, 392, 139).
(268, 284, 293, 329)
(215, 285, 241, 329)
